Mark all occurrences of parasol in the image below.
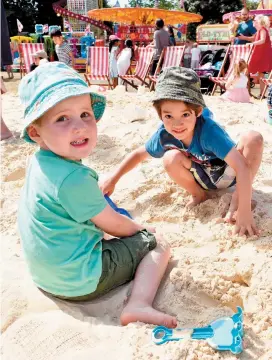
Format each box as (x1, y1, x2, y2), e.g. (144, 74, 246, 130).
(88, 7, 202, 25)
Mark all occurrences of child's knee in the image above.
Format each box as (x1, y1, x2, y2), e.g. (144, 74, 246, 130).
(163, 150, 190, 171)
(154, 234, 170, 254)
(245, 131, 264, 149)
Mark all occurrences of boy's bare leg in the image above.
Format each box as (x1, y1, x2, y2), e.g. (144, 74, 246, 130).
(121, 235, 177, 328)
(225, 131, 263, 222)
(163, 149, 207, 208)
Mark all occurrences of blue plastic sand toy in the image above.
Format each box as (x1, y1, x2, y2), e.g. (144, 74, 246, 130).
(152, 307, 244, 355)
(104, 195, 133, 219)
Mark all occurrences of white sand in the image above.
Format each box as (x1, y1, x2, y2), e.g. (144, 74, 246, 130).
(1, 82, 272, 360)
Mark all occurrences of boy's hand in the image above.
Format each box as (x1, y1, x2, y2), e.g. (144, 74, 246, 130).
(99, 176, 116, 196)
(234, 210, 259, 237)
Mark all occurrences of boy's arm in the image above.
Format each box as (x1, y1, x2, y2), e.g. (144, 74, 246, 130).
(100, 146, 150, 196)
(91, 204, 146, 238)
(224, 148, 258, 236)
(69, 51, 75, 67)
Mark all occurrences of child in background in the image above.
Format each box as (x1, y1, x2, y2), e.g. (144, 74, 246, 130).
(267, 85, 272, 125)
(109, 36, 120, 88)
(221, 59, 251, 103)
(190, 43, 201, 69)
(50, 29, 74, 68)
(229, 13, 239, 44)
(17, 62, 176, 328)
(100, 67, 263, 237)
(117, 39, 135, 77)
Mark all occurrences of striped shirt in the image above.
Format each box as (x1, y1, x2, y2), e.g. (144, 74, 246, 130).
(55, 43, 72, 66)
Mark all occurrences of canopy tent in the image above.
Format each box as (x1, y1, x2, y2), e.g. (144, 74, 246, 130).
(223, 0, 272, 22)
(88, 7, 202, 26)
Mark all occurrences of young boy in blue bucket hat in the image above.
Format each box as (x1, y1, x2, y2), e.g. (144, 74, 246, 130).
(18, 62, 177, 328)
(100, 67, 263, 237)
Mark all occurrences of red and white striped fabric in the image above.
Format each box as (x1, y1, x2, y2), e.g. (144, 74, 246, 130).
(260, 71, 272, 100)
(121, 47, 154, 82)
(210, 45, 252, 85)
(149, 46, 185, 83)
(21, 43, 45, 74)
(86, 46, 109, 81)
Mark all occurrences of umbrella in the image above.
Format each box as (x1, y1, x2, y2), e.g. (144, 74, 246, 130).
(88, 7, 202, 25)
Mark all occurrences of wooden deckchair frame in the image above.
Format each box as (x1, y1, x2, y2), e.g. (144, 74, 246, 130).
(149, 46, 185, 91)
(84, 46, 113, 89)
(119, 47, 154, 90)
(210, 45, 253, 96)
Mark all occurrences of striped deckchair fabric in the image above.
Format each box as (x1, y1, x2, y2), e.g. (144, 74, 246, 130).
(210, 45, 253, 96)
(120, 47, 154, 90)
(11, 43, 45, 77)
(261, 71, 272, 100)
(149, 46, 185, 89)
(84, 46, 112, 88)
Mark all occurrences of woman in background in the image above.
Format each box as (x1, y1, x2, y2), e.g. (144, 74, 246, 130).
(117, 39, 135, 77)
(168, 26, 176, 46)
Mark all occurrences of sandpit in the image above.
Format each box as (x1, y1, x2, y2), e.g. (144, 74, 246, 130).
(1, 81, 272, 360)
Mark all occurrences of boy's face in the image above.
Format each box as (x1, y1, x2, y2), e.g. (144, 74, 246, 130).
(160, 100, 201, 145)
(52, 36, 63, 45)
(28, 94, 97, 161)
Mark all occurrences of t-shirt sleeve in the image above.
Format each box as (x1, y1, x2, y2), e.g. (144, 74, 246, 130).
(58, 167, 107, 223)
(202, 123, 235, 160)
(145, 128, 166, 158)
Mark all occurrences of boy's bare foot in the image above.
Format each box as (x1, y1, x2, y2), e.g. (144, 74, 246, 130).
(186, 192, 207, 209)
(120, 301, 177, 328)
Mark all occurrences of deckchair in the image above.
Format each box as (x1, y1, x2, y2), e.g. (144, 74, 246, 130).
(149, 46, 185, 90)
(210, 45, 253, 96)
(119, 47, 154, 90)
(84, 46, 113, 89)
(12, 43, 45, 78)
(260, 71, 272, 100)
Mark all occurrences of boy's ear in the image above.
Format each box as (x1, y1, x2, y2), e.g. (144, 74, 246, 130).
(196, 106, 203, 117)
(27, 124, 43, 144)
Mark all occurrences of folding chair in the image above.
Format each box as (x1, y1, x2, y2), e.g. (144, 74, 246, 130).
(84, 46, 113, 89)
(149, 46, 185, 90)
(210, 45, 253, 96)
(14, 43, 45, 77)
(119, 47, 154, 90)
(260, 71, 272, 100)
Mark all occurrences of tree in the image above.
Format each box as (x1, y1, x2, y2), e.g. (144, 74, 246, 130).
(128, 0, 179, 9)
(184, 0, 243, 40)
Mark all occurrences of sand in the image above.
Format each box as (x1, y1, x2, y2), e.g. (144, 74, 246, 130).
(1, 78, 272, 360)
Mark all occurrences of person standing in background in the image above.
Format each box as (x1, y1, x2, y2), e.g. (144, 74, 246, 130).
(1, 0, 13, 79)
(168, 26, 176, 46)
(190, 43, 201, 70)
(235, 7, 257, 45)
(148, 19, 171, 75)
(183, 40, 192, 68)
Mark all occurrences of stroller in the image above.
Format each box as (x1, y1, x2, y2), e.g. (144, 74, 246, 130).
(195, 48, 228, 95)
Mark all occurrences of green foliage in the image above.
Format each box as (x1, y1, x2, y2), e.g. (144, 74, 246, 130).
(245, 0, 259, 10)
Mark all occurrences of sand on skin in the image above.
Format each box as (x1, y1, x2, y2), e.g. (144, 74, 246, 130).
(1, 78, 272, 360)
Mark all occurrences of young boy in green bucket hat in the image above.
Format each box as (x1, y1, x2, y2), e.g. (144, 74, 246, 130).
(18, 62, 177, 328)
(100, 67, 263, 237)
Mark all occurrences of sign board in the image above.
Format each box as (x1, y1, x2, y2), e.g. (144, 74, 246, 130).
(117, 25, 155, 41)
(197, 24, 231, 43)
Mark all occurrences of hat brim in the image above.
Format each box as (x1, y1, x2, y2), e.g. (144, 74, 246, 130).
(22, 85, 106, 144)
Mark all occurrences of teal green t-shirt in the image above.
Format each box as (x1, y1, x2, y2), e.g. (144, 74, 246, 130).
(18, 149, 107, 297)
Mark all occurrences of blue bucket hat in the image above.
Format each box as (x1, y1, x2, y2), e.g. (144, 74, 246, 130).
(19, 62, 106, 143)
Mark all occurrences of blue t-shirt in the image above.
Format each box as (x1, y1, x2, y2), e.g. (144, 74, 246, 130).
(145, 108, 235, 166)
(18, 149, 107, 297)
(235, 20, 257, 45)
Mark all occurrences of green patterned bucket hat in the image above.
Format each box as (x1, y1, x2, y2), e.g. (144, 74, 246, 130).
(19, 62, 106, 143)
(153, 66, 206, 108)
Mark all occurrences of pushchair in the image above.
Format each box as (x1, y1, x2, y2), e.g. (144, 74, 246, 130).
(195, 48, 228, 95)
